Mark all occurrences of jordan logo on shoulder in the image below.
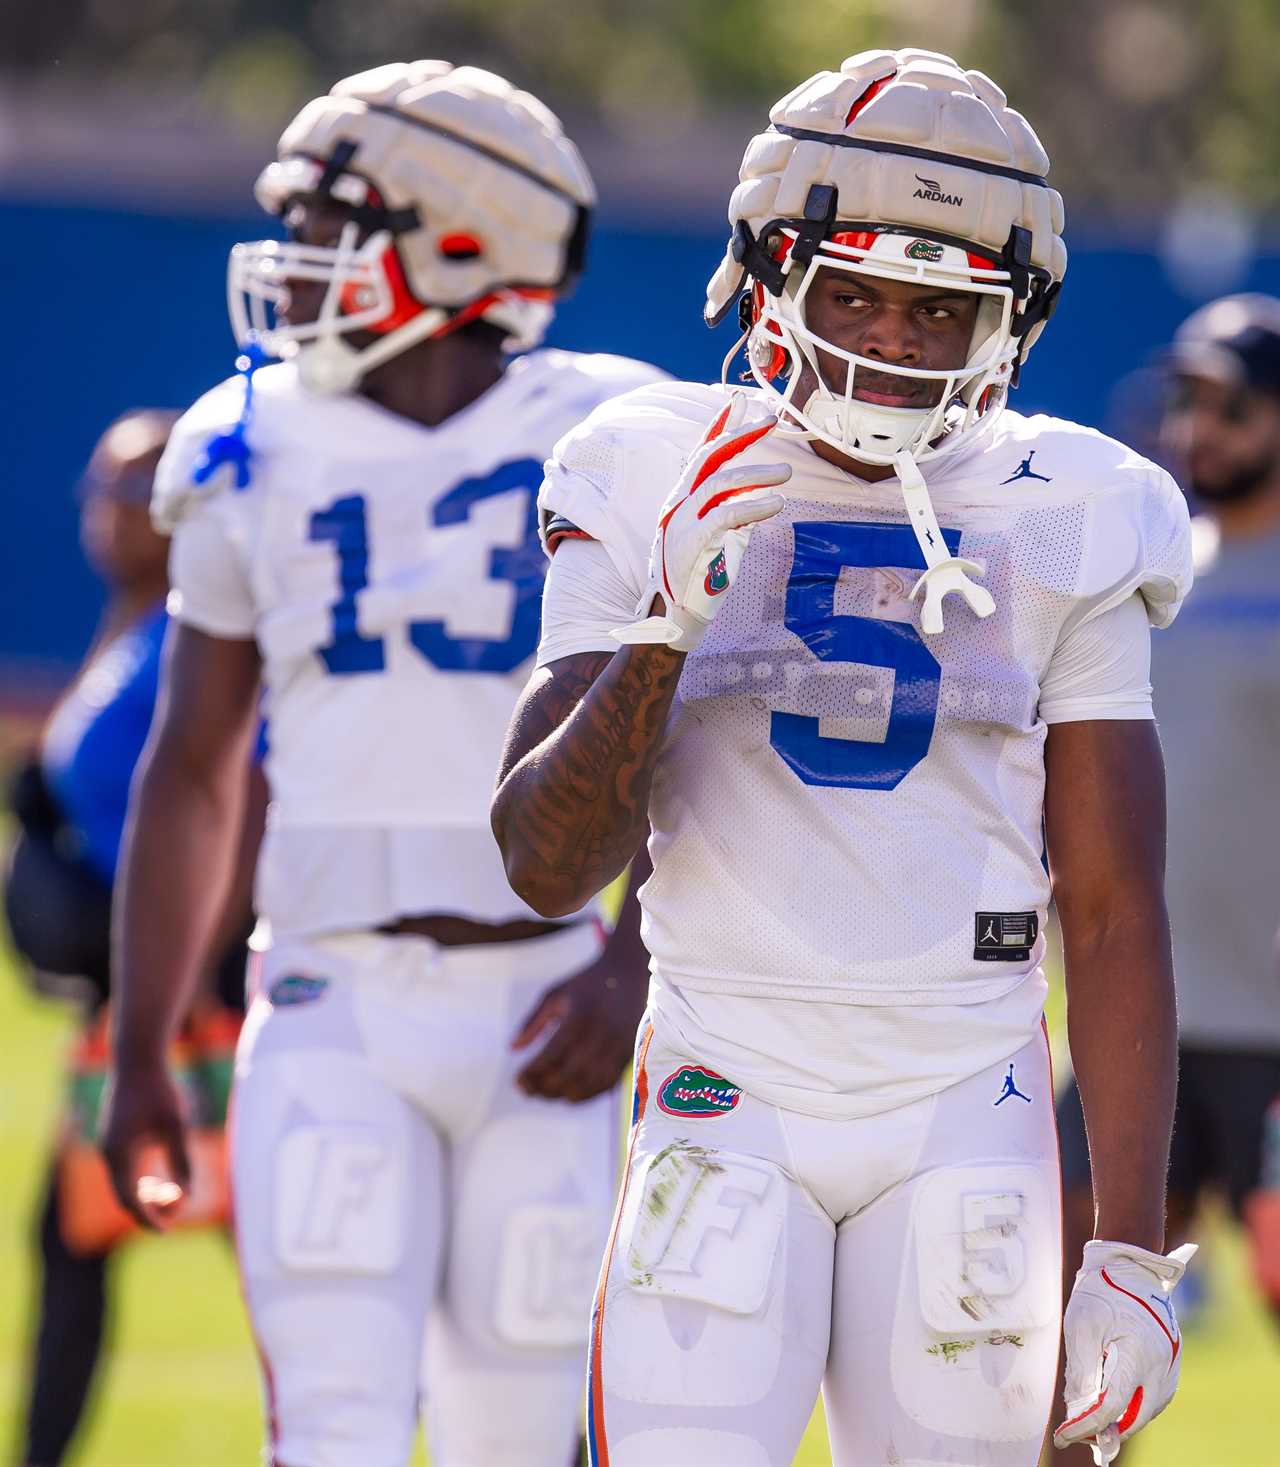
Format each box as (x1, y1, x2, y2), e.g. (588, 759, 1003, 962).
(994, 1062, 1032, 1106)
(1001, 451, 1052, 484)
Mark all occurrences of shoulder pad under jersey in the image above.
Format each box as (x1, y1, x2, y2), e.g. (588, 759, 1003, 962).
(999, 415, 1193, 631)
(537, 380, 749, 559)
(151, 361, 300, 531)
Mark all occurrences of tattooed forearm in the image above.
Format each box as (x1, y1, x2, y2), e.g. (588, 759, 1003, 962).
(492, 644, 684, 915)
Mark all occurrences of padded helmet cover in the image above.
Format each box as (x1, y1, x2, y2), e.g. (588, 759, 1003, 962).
(706, 47, 1066, 362)
(270, 60, 595, 308)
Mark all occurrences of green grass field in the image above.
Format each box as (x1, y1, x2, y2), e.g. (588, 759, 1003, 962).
(0, 929, 1273, 1466)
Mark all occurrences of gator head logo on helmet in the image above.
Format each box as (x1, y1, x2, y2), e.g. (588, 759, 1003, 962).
(657, 1065, 742, 1117)
(906, 237, 945, 262)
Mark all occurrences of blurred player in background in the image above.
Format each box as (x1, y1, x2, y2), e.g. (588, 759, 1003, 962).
(494, 48, 1197, 1467)
(99, 63, 662, 1467)
(4, 412, 259, 1467)
(1055, 294, 1280, 1462)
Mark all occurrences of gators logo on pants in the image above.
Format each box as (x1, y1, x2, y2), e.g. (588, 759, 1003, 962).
(657, 1064, 741, 1117)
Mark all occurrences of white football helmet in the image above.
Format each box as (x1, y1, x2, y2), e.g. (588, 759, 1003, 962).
(704, 48, 1068, 631)
(706, 48, 1067, 466)
(229, 61, 595, 393)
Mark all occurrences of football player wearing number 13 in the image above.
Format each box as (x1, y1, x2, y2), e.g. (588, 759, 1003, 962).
(99, 63, 664, 1467)
(493, 49, 1197, 1467)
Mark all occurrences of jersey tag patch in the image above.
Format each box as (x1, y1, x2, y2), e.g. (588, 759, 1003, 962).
(657, 1065, 742, 1117)
(974, 912, 1038, 962)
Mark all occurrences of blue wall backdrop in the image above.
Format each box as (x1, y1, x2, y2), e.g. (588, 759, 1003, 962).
(6, 198, 1280, 681)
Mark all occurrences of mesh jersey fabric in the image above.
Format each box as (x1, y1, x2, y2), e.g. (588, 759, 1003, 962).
(157, 349, 665, 937)
(539, 537, 1155, 722)
(537, 382, 1192, 1005)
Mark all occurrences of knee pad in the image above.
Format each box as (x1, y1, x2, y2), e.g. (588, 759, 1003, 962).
(259, 1294, 419, 1467)
(1244, 1190, 1280, 1307)
(425, 1353, 580, 1467)
(892, 1162, 1059, 1444)
(427, 1109, 611, 1463)
(603, 1142, 789, 1409)
(612, 1427, 773, 1467)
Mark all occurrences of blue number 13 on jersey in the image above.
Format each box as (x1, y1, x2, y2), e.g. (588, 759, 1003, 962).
(307, 458, 544, 677)
(770, 520, 960, 791)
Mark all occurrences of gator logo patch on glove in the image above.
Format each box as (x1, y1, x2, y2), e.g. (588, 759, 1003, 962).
(269, 974, 329, 1007)
(657, 1065, 742, 1117)
(703, 549, 730, 596)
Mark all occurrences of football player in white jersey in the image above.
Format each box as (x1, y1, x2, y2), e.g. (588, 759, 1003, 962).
(99, 62, 663, 1467)
(493, 50, 1197, 1467)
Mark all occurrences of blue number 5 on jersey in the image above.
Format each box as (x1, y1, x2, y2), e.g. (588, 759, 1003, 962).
(771, 520, 961, 791)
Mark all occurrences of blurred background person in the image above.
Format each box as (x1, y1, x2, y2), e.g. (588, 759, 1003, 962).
(1054, 294, 1280, 1464)
(3, 411, 263, 1467)
(7, 413, 179, 1004)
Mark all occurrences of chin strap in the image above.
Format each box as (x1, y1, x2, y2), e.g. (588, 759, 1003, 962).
(894, 450, 995, 635)
(296, 303, 449, 394)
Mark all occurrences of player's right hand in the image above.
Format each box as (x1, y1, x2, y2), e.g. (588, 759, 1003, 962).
(99, 1063, 192, 1231)
(510, 949, 648, 1103)
(613, 392, 790, 654)
(1054, 1239, 1197, 1464)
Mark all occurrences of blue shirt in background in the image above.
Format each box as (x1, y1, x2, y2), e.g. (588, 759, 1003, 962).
(41, 606, 168, 884)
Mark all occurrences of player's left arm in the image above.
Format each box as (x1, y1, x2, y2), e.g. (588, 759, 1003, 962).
(510, 843, 652, 1102)
(196, 758, 267, 998)
(1042, 589, 1196, 1458)
(1045, 715, 1175, 1251)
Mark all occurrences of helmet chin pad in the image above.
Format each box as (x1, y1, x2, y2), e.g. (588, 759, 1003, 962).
(796, 281, 1006, 461)
(803, 391, 940, 460)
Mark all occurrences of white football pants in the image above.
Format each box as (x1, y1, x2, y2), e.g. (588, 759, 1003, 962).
(589, 1025, 1061, 1467)
(232, 923, 618, 1467)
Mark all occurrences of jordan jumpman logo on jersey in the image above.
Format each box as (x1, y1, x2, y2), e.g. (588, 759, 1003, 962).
(1001, 450, 1053, 484)
(994, 1062, 1032, 1105)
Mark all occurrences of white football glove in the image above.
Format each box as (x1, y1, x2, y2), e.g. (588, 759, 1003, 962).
(612, 393, 789, 653)
(1054, 1239, 1197, 1465)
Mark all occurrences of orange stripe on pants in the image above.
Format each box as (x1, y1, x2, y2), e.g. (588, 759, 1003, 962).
(587, 1024, 652, 1467)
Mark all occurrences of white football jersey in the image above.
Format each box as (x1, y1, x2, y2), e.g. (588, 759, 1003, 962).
(155, 349, 665, 937)
(538, 383, 1193, 1012)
